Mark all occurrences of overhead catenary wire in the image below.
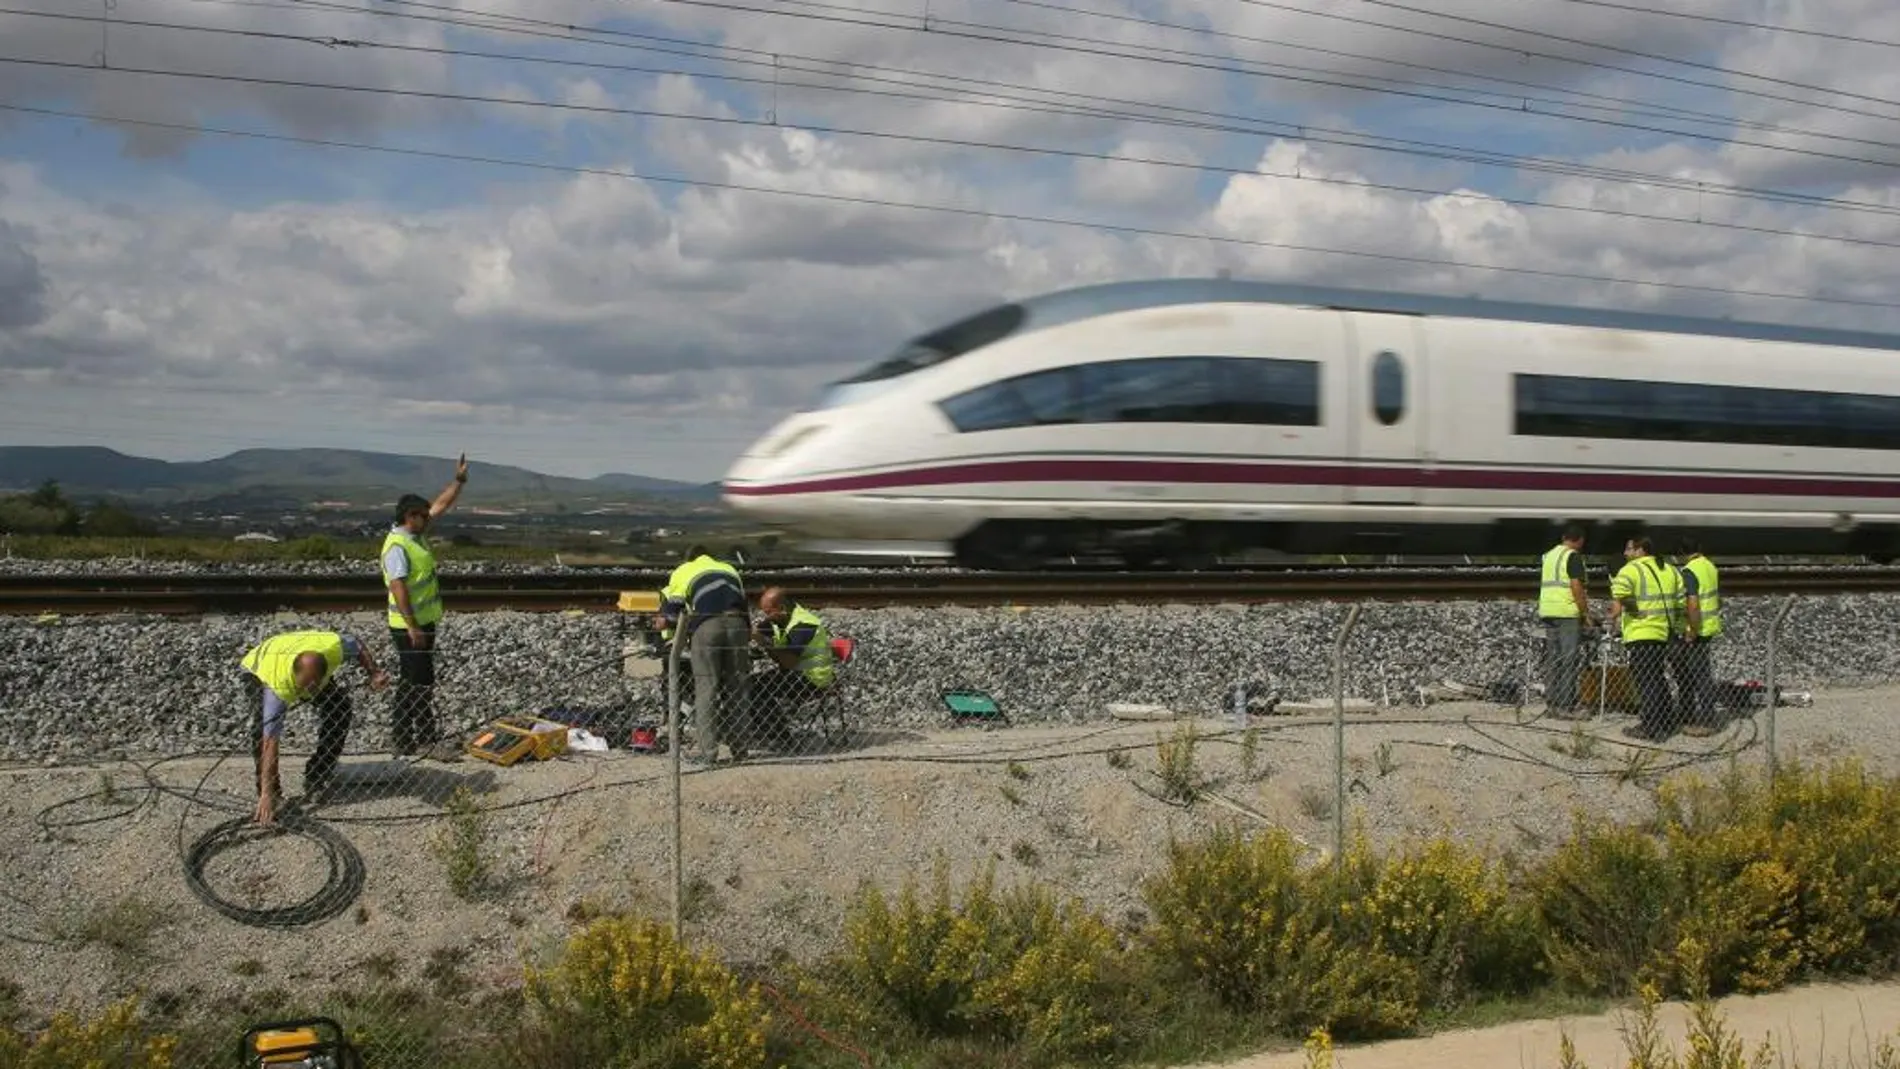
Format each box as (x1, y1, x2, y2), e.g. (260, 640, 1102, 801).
(16, 10, 1900, 253)
(1535, 0, 1900, 50)
(634, 0, 1900, 128)
(989, 0, 1842, 139)
(163, 0, 1900, 220)
(1334, 0, 1900, 111)
(1220, 0, 1900, 119)
(5, 98, 1895, 315)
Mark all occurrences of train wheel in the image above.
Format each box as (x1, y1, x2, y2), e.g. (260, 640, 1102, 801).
(954, 525, 1042, 571)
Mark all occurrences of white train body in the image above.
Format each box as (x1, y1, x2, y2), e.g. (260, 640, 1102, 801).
(721, 279, 1900, 567)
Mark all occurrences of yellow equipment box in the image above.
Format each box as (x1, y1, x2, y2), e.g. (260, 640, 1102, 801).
(254, 1027, 323, 1066)
(466, 715, 570, 767)
(617, 590, 660, 612)
(242, 1016, 354, 1069)
(1580, 664, 1639, 712)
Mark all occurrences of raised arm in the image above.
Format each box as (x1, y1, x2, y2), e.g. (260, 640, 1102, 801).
(430, 453, 469, 519)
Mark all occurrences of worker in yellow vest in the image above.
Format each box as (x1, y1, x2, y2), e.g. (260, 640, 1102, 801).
(1607, 536, 1686, 740)
(749, 587, 837, 745)
(380, 453, 468, 761)
(239, 629, 389, 824)
(659, 545, 751, 763)
(1674, 537, 1724, 737)
(1536, 524, 1592, 719)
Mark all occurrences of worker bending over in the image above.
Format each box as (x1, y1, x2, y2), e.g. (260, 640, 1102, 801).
(749, 587, 836, 743)
(1608, 536, 1685, 741)
(660, 545, 752, 763)
(239, 629, 389, 825)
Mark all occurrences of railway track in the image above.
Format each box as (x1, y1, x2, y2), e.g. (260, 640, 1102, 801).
(3, 566, 1899, 615)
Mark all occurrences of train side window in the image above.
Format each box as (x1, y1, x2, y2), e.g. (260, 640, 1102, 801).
(938, 356, 1320, 432)
(1514, 372, 1900, 450)
(937, 366, 1077, 432)
(1081, 357, 1218, 422)
(1371, 350, 1404, 426)
(1219, 357, 1322, 426)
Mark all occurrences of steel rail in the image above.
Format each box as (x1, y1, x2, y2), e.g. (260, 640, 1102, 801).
(3, 566, 1899, 615)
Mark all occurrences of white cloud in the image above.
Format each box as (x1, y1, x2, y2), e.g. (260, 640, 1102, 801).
(2, 0, 1900, 481)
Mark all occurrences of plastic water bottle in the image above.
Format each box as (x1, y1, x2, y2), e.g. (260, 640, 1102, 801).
(1231, 682, 1247, 726)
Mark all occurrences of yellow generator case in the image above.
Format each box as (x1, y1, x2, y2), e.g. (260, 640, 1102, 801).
(242, 1017, 356, 1068)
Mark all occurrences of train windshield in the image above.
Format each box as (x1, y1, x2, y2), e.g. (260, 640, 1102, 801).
(835, 302, 1028, 386)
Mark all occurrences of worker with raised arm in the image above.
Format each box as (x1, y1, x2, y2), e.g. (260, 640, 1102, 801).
(1537, 524, 1592, 719)
(240, 629, 389, 824)
(380, 454, 468, 761)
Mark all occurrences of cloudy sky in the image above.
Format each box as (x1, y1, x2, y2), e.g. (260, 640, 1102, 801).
(1, 0, 1898, 483)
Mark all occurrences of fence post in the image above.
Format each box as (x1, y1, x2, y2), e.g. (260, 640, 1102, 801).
(1333, 602, 1363, 870)
(667, 611, 690, 939)
(1763, 596, 1795, 783)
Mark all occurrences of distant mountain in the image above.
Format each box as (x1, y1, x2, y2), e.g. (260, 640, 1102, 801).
(0, 446, 717, 507)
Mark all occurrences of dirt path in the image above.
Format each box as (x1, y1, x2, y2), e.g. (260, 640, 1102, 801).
(1175, 981, 1900, 1069)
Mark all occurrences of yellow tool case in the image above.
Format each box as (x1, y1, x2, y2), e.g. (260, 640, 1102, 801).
(465, 714, 570, 766)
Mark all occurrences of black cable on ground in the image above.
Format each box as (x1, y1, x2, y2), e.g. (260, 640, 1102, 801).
(182, 813, 367, 928)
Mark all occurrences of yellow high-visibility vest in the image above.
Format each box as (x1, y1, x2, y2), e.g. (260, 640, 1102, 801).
(241, 630, 345, 705)
(771, 605, 836, 687)
(1539, 544, 1580, 619)
(1684, 555, 1723, 638)
(381, 528, 442, 629)
(1611, 556, 1683, 643)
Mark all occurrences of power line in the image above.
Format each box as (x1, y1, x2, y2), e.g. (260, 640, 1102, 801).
(3, 99, 1893, 314)
(641, 0, 1900, 128)
(15, 3, 1900, 180)
(1535, 0, 1900, 50)
(12, 9, 1900, 251)
(252, 0, 1900, 216)
(991, 0, 1850, 141)
(1343, 0, 1900, 110)
(1219, 0, 1900, 121)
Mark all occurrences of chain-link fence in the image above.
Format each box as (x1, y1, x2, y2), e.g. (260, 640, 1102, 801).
(0, 579, 1872, 1067)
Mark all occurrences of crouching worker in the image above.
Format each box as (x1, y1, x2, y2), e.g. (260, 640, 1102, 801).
(239, 629, 389, 824)
(749, 587, 836, 745)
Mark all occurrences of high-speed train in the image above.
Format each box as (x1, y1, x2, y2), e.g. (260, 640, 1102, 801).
(721, 278, 1900, 569)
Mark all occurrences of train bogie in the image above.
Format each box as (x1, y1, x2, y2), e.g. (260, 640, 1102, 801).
(722, 279, 1900, 569)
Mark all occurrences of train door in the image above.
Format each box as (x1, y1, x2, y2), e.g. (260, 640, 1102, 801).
(1343, 312, 1428, 506)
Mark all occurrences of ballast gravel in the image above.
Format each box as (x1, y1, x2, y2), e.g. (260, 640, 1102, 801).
(0, 593, 1882, 759)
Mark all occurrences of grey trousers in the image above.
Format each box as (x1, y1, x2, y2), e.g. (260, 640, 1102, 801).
(1542, 617, 1583, 711)
(688, 613, 752, 760)
(1674, 637, 1718, 728)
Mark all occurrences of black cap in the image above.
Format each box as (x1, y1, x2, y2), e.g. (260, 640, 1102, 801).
(395, 494, 431, 520)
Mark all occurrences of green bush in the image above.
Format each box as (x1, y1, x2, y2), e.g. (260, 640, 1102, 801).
(841, 860, 1129, 1063)
(524, 915, 770, 1069)
(1143, 825, 1420, 1040)
(0, 997, 177, 1068)
(1536, 759, 1900, 1000)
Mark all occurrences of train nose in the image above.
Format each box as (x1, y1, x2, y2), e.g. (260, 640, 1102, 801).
(722, 416, 829, 503)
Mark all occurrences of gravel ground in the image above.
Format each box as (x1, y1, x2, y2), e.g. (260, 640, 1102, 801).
(1, 590, 1897, 1060)
(0, 684, 1894, 1049)
(0, 593, 1888, 760)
